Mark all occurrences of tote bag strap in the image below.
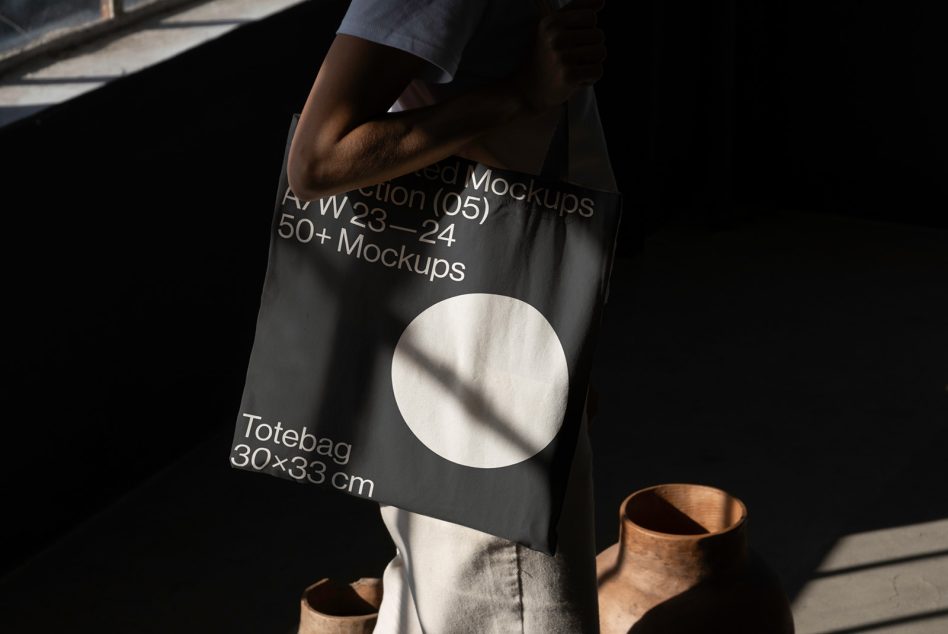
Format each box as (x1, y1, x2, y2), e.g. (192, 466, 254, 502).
(533, 0, 570, 181)
(540, 101, 569, 180)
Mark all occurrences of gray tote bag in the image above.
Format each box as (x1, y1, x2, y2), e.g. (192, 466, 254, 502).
(230, 103, 622, 555)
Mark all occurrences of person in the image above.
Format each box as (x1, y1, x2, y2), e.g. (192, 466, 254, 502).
(287, 0, 616, 631)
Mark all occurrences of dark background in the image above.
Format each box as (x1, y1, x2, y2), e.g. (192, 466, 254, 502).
(1, 0, 945, 585)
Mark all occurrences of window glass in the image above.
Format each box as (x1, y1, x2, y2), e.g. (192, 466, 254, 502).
(0, 0, 104, 55)
(123, 0, 164, 12)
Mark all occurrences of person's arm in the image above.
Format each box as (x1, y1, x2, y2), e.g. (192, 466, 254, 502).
(287, 0, 607, 202)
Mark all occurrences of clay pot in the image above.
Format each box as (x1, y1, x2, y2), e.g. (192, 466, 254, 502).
(298, 577, 382, 634)
(596, 484, 794, 634)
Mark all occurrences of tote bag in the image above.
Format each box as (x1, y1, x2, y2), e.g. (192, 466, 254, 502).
(230, 101, 622, 555)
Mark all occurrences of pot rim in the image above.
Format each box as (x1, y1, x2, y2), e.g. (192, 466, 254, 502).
(619, 482, 748, 540)
(301, 577, 382, 621)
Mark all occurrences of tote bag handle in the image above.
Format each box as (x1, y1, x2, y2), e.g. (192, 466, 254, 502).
(533, 0, 570, 181)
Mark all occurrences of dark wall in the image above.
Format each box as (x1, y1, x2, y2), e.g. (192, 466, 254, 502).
(2, 0, 944, 575)
(594, 0, 948, 234)
(0, 0, 350, 575)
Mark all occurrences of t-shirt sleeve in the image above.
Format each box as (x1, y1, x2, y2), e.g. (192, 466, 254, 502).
(335, 0, 489, 84)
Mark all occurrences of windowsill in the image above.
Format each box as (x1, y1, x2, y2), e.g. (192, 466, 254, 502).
(0, 0, 306, 129)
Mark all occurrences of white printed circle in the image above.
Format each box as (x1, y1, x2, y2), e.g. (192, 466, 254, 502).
(391, 293, 569, 469)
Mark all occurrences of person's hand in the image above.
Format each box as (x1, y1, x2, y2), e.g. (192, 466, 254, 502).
(511, 0, 607, 115)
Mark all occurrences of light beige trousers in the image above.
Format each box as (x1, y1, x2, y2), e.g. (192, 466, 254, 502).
(372, 409, 599, 634)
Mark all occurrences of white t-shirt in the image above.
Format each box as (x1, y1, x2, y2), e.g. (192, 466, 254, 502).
(335, 0, 618, 194)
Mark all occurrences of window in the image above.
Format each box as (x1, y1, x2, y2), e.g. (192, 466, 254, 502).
(0, 0, 197, 75)
(1, 2, 102, 55)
